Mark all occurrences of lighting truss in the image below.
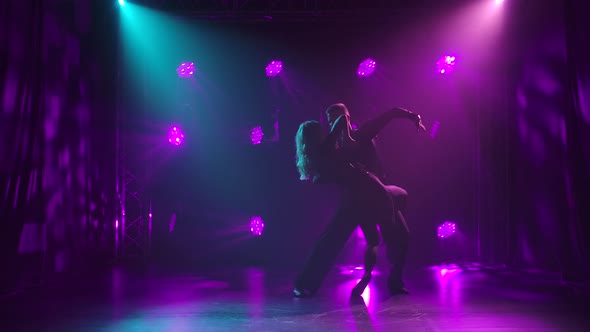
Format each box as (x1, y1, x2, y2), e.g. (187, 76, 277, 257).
(134, 0, 401, 10)
(123, 0, 422, 19)
(116, 141, 153, 260)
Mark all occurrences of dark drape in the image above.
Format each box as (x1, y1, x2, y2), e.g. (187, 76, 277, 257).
(459, 0, 589, 281)
(0, 0, 45, 293)
(0, 0, 117, 292)
(495, 0, 590, 280)
(562, 0, 590, 281)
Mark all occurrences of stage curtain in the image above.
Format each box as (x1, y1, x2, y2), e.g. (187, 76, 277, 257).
(562, 0, 590, 282)
(0, 0, 116, 293)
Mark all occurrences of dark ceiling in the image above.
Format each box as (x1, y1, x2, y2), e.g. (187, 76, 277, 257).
(126, 0, 472, 19)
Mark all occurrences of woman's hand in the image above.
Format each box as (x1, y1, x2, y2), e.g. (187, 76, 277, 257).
(339, 115, 358, 150)
(331, 114, 356, 149)
(331, 114, 348, 132)
(343, 115, 356, 142)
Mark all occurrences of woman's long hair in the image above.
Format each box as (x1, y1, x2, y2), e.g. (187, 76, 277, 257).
(295, 120, 323, 180)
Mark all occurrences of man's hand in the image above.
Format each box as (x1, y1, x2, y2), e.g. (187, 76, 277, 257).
(392, 107, 426, 133)
(338, 115, 357, 150)
(412, 114, 426, 133)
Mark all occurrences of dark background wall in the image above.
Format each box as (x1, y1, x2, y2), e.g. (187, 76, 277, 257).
(119, 12, 480, 269)
(117, 0, 590, 279)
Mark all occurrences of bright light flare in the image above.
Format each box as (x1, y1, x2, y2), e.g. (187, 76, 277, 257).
(265, 60, 283, 77)
(437, 221, 456, 239)
(436, 55, 457, 74)
(167, 126, 185, 146)
(249, 216, 265, 236)
(118, 0, 125, 6)
(357, 58, 376, 77)
(177, 62, 195, 78)
(250, 126, 264, 145)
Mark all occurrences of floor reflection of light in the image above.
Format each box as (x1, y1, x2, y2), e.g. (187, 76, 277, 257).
(337, 265, 366, 275)
(435, 265, 463, 312)
(439, 268, 461, 277)
(246, 268, 265, 319)
(335, 278, 374, 311)
(111, 268, 124, 318)
(356, 279, 372, 305)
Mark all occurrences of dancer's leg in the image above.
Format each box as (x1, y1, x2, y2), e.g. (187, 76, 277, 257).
(382, 185, 410, 294)
(351, 245, 378, 296)
(294, 207, 357, 296)
(351, 221, 380, 296)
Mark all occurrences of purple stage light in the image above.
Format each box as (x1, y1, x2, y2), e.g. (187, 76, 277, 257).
(250, 126, 264, 145)
(265, 60, 283, 77)
(437, 55, 457, 74)
(430, 121, 441, 139)
(167, 126, 185, 146)
(177, 62, 195, 78)
(249, 216, 265, 236)
(169, 213, 176, 233)
(437, 221, 456, 238)
(357, 58, 376, 77)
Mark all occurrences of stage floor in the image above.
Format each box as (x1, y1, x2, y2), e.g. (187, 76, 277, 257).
(1, 263, 588, 331)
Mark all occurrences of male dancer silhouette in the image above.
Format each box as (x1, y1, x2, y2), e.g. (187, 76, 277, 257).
(294, 103, 425, 297)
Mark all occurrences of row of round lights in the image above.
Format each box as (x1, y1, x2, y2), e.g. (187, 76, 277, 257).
(175, 55, 458, 79)
(166, 125, 266, 147)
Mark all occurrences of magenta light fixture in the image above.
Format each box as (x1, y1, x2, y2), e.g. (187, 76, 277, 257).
(437, 221, 456, 239)
(436, 55, 457, 74)
(250, 126, 264, 145)
(167, 126, 185, 146)
(430, 121, 441, 139)
(169, 214, 176, 233)
(250, 216, 265, 236)
(265, 60, 283, 77)
(357, 58, 376, 77)
(177, 62, 195, 78)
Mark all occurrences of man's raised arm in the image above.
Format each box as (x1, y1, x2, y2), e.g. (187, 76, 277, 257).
(354, 107, 422, 142)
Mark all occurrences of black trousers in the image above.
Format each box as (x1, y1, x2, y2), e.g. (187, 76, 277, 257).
(295, 176, 410, 293)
